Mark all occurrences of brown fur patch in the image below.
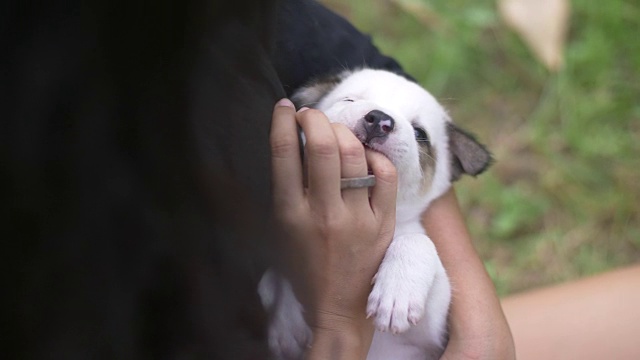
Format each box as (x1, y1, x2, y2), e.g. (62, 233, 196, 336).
(418, 141, 437, 195)
(291, 72, 348, 108)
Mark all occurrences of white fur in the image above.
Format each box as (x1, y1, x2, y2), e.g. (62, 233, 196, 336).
(260, 69, 457, 359)
(258, 269, 312, 360)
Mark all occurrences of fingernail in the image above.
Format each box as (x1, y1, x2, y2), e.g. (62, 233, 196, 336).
(275, 98, 294, 108)
(298, 107, 310, 113)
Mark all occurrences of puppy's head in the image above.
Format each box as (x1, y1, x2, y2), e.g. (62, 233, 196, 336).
(293, 69, 491, 213)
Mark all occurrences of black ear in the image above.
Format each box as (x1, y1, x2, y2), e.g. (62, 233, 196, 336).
(447, 122, 493, 182)
(290, 71, 349, 108)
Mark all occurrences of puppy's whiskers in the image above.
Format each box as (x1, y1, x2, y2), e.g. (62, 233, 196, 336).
(418, 147, 435, 163)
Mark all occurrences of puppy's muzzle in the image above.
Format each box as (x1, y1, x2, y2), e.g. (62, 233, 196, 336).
(363, 110, 394, 143)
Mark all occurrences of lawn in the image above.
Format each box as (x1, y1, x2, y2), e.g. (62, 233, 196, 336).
(321, 0, 640, 296)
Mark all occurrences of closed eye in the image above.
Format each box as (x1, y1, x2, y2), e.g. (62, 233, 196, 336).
(343, 98, 354, 102)
(413, 127, 430, 144)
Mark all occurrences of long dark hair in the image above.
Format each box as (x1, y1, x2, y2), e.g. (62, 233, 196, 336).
(2, 0, 282, 358)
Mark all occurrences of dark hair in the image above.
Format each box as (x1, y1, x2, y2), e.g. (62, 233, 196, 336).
(2, 0, 282, 358)
(2, 0, 412, 357)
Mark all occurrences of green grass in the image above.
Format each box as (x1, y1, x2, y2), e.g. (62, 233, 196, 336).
(322, 0, 640, 296)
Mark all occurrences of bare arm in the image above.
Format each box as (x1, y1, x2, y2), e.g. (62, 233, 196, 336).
(503, 265, 640, 360)
(422, 189, 516, 360)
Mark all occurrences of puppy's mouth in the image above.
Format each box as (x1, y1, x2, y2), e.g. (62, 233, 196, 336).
(347, 122, 395, 166)
(358, 133, 387, 155)
(359, 137, 393, 172)
(361, 141, 375, 175)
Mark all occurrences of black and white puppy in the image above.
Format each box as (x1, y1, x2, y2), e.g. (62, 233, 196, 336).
(259, 68, 492, 359)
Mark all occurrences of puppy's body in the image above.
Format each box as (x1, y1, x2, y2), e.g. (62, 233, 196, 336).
(259, 69, 491, 359)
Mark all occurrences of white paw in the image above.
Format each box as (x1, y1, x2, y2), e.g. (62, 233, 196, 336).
(365, 234, 440, 334)
(367, 271, 428, 334)
(268, 309, 312, 360)
(258, 269, 312, 359)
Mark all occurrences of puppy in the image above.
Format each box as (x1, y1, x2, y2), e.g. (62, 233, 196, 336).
(259, 68, 491, 359)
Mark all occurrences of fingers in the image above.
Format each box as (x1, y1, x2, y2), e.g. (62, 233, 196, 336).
(366, 149, 398, 220)
(297, 108, 342, 210)
(271, 99, 304, 208)
(273, 100, 397, 223)
(331, 123, 369, 205)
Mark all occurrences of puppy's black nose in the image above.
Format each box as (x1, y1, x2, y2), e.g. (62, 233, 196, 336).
(363, 110, 394, 142)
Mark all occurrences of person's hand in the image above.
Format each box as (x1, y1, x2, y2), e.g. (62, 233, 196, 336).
(422, 189, 515, 360)
(270, 99, 398, 358)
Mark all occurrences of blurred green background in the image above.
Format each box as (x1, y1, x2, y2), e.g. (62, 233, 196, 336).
(321, 0, 640, 296)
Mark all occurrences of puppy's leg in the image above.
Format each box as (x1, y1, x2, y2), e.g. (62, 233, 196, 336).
(258, 269, 312, 360)
(367, 234, 448, 335)
(367, 265, 451, 360)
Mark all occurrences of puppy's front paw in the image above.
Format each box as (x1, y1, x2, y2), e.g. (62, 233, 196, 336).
(259, 271, 312, 360)
(268, 308, 312, 360)
(367, 270, 428, 334)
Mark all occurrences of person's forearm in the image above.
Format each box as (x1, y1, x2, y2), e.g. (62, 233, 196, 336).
(422, 188, 515, 359)
(502, 265, 640, 360)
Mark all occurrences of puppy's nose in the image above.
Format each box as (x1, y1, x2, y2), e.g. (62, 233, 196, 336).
(364, 110, 394, 141)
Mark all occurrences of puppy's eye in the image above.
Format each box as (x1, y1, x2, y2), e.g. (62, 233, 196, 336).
(343, 98, 354, 102)
(414, 127, 430, 142)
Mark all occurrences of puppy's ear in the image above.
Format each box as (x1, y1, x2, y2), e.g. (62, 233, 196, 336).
(447, 122, 493, 182)
(291, 71, 349, 108)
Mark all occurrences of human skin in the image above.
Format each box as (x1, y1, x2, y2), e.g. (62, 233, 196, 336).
(502, 264, 640, 360)
(270, 99, 515, 359)
(422, 190, 516, 359)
